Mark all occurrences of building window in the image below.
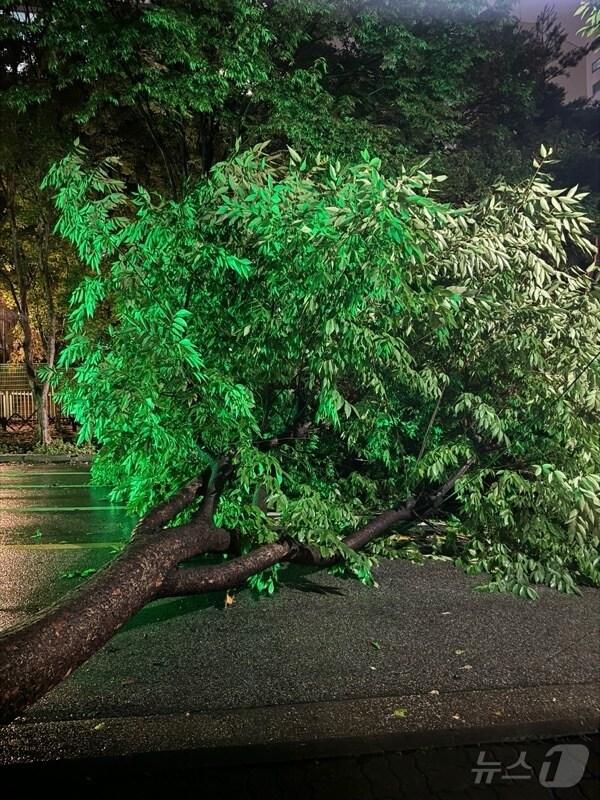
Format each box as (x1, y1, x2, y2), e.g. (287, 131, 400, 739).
(593, 56, 600, 73)
(593, 80, 600, 96)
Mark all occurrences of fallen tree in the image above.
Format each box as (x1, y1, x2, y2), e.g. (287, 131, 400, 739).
(0, 457, 471, 724)
(1, 143, 599, 724)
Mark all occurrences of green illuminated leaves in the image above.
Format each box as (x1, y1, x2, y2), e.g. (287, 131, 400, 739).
(45, 140, 600, 596)
(171, 308, 191, 339)
(248, 564, 281, 596)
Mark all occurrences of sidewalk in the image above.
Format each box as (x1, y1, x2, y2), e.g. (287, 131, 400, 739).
(0, 558, 598, 764)
(0, 453, 93, 463)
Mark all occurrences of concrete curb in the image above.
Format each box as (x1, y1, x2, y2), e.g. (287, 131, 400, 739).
(0, 454, 93, 464)
(1, 683, 598, 768)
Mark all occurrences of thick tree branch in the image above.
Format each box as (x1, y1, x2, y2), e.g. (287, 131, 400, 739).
(159, 541, 293, 597)
(135, 473, 206, 534)
(136, 456, 234, 536)
(159, 500, 418, 595)
(0, 511, 229, 724)
(161, 457, 476, 593)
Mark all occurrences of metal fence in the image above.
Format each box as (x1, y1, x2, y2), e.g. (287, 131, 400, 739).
(0, 364, 59, 430)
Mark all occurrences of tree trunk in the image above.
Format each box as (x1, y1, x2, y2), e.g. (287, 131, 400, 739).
(36, 215, 57, 446)
(0, 498, 409, 724)
(4, 172, 55, 446)
(0, 500, 230, 724)
(20, 305, 50, 446)
(32, 382, 51, 446)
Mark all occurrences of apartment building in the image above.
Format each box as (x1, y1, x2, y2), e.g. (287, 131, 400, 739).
(515, 0, 599, 101)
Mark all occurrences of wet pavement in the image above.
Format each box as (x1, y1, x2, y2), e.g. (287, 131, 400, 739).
(0, 465, 130, 543)
(0, 464, 132, 624)
(0, 463, 598, 796)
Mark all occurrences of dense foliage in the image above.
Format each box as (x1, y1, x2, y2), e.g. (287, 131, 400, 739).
(1, 2, 597, 446)
(43, 141, 599, 597)
(1, 0, 597, 196)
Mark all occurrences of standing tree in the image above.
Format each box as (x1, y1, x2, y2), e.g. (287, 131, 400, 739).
(2, 1, 594, 196)
(0, 6, 82, 442)
(0, 109, 70, 444)
(0, 141, 598, 723)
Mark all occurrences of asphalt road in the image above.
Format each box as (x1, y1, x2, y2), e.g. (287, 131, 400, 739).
(0, 463, 598, 797)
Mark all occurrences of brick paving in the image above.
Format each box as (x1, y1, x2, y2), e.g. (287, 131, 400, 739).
(3, 733, 597, 797)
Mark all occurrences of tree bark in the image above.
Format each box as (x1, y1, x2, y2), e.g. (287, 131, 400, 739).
(159, 541, 294, 597)
(158, 500, 419, 596)
(0, 490, 230, 724)
(36, 213, 57, 446)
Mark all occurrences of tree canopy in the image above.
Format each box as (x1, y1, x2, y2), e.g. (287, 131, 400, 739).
(1, 0, 597, 196)
(1, 0, 599, 590)
(42, 140, 599, 598)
